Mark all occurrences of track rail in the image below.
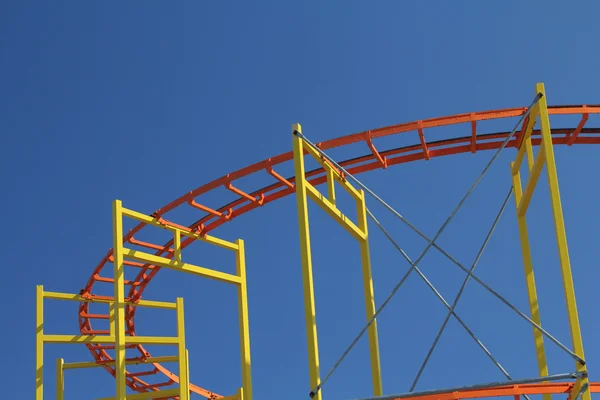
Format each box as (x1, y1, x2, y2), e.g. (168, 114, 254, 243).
(78, 105, 600, 398)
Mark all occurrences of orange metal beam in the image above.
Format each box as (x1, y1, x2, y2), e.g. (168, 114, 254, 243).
(390, 382, 600, 400)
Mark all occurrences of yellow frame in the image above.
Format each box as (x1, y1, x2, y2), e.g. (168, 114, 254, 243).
(36, 200, 252, 400)
(293, 124, 383, 400)
(112, 200, 252, 400)
(510, 82, 589, 400)
(36, 285, 188, 400)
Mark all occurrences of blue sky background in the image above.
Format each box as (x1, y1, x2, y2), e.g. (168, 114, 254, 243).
(2, 1, 600, 399)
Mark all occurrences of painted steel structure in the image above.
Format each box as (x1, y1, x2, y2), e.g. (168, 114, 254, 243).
(510, 84, 589, 400)
(36, 200, 251, 400)
(293, 123, 382, 400)
(34, 82, 600, 399)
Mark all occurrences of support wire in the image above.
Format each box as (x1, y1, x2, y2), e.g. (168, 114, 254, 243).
(300, 92, 582, 398)
(409, 186, 514, 391)
(368, 205, 520, 390)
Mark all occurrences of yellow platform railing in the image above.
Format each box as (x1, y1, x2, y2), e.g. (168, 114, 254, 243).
(36, 199, 252, 400)
(36, 286, 189, 400)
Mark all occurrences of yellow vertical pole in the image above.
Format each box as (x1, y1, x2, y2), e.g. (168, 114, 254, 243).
(174, 230, 182, 263)
(112, 199, 127, 399)
(356, 190, 383, 396)
(109, 303, 115, 336)
(56, 358, 64, 400)
(536, 82, 589, 400)
(510, 163, 550, 400)
(326, 168, 336, 206)
(236, 239, 253, 400)
(36, 285, 44, 400)
(292, 124, 322, 400)
(185, 349, 190, 396)
(525, 137, 534, 171)
(176, 298, 189, 400)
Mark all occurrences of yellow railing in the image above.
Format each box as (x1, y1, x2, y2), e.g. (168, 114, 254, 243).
(36, 199, 253, 400)
(36, 286, 188, 400)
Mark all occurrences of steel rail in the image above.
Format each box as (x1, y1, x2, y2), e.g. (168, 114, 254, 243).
(77, 105, 600, 398)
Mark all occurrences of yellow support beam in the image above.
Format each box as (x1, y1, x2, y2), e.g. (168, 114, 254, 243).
(300, 138, 362, 201)
(512, 104, 539, 174)
(185, 350, 191, 398)
(122, 248, 241, 285)
(511, 162, 549, 399)
(56, 358, 64, 400)
(356, 189, 383, 396)
(36, 285, 43, 400)
(517, 145, 546, 216)
(63, 356, 178, 370)
(536, 82, 589, 400)
(305, 182, 366, 241)
(293, 123, 322, 400)
(220, 388, 244, 400)
(293, 124, 384, 398)
(42, 335, 116, 344)
(525, 136, 535, 171)
(126, 336, 179, 345)
(176, 298, 190, 400)
(113, 199, 127, 399)
(326, 167, 336, 206)
(236, 239, 253, 400)
(174, 230, 182, 263)
(121, 206, 239, 251)
(510, 83, 590, 400)
(43, 290, 177, 310)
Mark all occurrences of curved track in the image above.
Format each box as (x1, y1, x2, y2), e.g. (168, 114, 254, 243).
(78, 105, 600, 398)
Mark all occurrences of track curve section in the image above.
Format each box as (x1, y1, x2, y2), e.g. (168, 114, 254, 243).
(78, 105, 600, 398)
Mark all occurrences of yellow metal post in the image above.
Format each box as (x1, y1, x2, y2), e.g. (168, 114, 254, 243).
(176, 298, 190, 400)
(36, 285, 44, 400)
(511, 163, 549, 397)
(326, 168, 336, 206)
(292, 123, 322, 400)
(112, 199, 127, 399)
(536, 83, 589, 400)
(356, 190, 383, 396)
(109, 303, 115, 336)
(174, 230, 182, 263)
(236, 239, 253, 400)
(185, 349, 190, 396)
(56, 358, 64, 400)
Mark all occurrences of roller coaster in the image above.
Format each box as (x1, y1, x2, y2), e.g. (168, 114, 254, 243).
(35, 83, 600, 400)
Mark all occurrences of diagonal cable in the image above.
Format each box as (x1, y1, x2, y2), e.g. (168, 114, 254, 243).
(301, 91, 582, 398)
(306, 90, 531, 397)
(297, 92, 582, 368)
(409, 186, 518, 392)
(368, 206, 518, 389)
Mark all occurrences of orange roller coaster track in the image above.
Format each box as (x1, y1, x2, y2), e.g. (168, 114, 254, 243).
(78, 103, 600, 399)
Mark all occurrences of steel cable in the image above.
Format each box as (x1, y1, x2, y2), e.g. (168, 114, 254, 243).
(300, 93, 583, 398)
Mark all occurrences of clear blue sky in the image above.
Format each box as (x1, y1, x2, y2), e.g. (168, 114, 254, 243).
(2, 1, 600, 399)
